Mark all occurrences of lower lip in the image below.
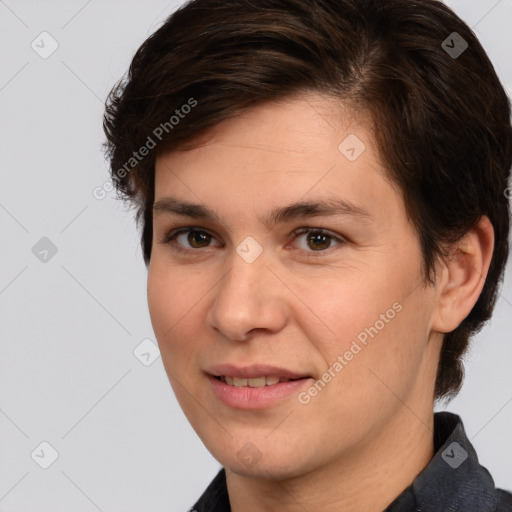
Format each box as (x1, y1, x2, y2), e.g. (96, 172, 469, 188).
(207, 375, 313, 409)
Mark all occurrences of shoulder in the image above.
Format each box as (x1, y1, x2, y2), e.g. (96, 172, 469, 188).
(496, 489, 512, 511)
(392, 412, 512, 512)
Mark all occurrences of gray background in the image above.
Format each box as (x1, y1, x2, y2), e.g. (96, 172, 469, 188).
(0, 1, 511, 510)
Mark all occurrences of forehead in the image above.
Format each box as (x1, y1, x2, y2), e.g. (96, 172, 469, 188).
(161, 93, 372, 160)
(153, 93, 403, 228)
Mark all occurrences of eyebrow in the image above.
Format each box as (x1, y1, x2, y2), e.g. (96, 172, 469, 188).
(153, 196, 373, 229)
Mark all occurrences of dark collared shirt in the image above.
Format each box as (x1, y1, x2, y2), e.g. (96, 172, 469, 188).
(191, 412, 512, 511)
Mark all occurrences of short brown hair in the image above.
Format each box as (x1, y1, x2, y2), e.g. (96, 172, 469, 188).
(103, 0, 512, 399)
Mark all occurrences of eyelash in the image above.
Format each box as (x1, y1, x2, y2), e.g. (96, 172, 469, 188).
(159, 226, 346, 258)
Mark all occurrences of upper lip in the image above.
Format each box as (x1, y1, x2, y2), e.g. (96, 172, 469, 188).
(207, 364, 311, 380)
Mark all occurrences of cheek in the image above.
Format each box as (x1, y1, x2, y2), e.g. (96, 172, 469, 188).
(298, 273, 400, 355)
(147, 266, 212, 421)
(319, 283, 433, 404)
(147, 263, 202, 355)
(147, 266, 174, 339)
(304, 269, 429, 394)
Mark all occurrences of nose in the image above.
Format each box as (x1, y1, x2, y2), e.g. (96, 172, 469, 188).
(206, 249, 288, 342)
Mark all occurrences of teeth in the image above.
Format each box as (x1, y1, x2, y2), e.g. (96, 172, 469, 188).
(233, 377, 248, 387)
(221, 375, 291, 387)
(247, 377, 266, 388)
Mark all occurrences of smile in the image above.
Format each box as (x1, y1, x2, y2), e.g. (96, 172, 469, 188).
(218, 375, 300, 387)
(208, 374, 312, 409)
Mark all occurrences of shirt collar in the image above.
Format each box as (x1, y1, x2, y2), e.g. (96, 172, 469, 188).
(386, 411, 499, 511)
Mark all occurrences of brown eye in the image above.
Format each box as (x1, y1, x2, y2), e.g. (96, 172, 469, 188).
(306, 232, 332, 251)
(291, 228, 345, 257)
(161, 227, 220, 252)
(187, 230, 211, 248)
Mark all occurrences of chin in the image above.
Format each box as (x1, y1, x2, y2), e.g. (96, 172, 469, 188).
(225, 461, 305, 481)
(214, 444, 320, 482)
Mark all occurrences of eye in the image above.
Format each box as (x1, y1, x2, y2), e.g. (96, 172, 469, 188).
(161, 227, 221, 251)
(159, 226, 345, 256)
(291, 228, 344, 255)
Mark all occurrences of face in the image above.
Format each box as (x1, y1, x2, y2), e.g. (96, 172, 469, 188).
(148, 93, 442, 479)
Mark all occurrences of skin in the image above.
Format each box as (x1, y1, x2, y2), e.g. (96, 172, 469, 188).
(147, 92, 494, 512)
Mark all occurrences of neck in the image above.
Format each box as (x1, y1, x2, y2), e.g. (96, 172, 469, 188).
(226, 406, 434, 512)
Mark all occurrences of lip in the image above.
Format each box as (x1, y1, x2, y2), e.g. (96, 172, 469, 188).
(206, 364, 314, 410)
(207, 363, 310, 380)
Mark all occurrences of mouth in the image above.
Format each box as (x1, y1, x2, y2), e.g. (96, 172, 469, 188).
(214, 375, 307, 388)
(206, 364, 313, 409)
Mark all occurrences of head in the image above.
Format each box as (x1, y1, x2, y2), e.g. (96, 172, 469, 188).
(103, 0, 511, 478)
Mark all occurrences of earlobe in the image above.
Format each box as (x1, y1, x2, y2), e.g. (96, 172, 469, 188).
(431, 216, 494, 334)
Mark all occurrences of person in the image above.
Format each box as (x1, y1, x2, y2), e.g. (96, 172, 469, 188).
(102, 0, 512, 510)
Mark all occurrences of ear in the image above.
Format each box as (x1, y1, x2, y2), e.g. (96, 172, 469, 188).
(431, 216, 495, 334)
